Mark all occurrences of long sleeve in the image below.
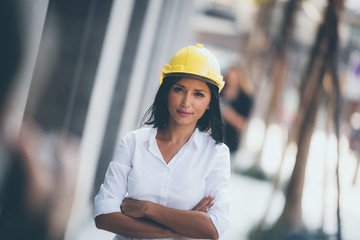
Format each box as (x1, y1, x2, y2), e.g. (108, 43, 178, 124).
(205, 143, 231, 237)
(94, 136, 133, 217)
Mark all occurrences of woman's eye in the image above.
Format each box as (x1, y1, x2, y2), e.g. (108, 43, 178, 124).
(173, 87, 183, 93)
(194, 92, 204, 97)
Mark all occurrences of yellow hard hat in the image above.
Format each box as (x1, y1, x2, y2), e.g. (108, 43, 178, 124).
(160, 44, 224, 92)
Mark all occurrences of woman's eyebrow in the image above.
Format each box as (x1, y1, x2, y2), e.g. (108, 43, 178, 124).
(194, 89, 207, 92)
(174, 83, 185, 88)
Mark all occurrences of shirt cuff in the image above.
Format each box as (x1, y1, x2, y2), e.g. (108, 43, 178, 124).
(93, 198, 121, 218)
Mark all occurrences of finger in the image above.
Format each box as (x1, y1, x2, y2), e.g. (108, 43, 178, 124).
(201, 195, 215, 207)
(203, 200, 215, 212)
(193, 195, 215, 211)
(207, 200, 215, 209)
(194, 198, 211, 211)
(198, 195, 210, 203)
(201, 195, 213, 204)
(193, 197, 207, 210)
(120, 202, 126, 213)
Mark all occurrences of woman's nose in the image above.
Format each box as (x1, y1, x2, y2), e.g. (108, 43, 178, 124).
(181, 93, 191, 107)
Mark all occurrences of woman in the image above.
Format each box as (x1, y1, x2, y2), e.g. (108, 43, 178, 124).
(94, 44, 230, 239)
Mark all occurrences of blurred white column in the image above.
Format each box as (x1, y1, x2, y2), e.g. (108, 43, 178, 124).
(6, 0, 49, 139)
(117, 0, 164, 141)
(118, 0, 195, 144)
(64, 0, 134, 239)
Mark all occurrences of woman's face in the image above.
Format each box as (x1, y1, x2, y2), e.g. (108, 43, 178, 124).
(167, 78, 211, 128)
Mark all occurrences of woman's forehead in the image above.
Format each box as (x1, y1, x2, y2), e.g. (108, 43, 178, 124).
(176, 77, 210, 91)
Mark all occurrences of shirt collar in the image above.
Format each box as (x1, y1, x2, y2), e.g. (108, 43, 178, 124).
(190, 128, 202, 150)
(148, 127, 203, 151)
(148, 127, 158, 151)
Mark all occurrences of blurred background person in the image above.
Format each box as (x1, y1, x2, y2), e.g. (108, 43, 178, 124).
(220, 61, 254, 154)
(0, 1, 48, 239)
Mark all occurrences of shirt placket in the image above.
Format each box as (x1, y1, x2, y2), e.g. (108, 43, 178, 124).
(160, 166, 171, 205)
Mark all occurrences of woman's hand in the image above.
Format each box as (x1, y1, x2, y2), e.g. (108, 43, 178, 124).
(192, 195, 215, 213)
(121, 198, 149, 218)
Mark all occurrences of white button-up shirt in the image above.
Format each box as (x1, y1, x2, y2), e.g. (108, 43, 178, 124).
(94, 127, 230, 240)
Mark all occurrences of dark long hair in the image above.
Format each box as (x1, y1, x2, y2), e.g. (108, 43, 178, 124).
(141, 76, 224, 143)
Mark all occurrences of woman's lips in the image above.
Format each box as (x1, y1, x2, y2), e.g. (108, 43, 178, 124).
(177, 110, 192, 117)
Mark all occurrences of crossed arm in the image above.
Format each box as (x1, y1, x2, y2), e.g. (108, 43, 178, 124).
(95, 195, 218, 239)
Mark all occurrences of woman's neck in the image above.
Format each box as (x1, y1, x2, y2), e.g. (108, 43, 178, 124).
(157, 123, 195, 144)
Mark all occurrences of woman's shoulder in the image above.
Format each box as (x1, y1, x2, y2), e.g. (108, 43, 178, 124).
(122, 127, 155, 141)
(213, 141, 230, 154)
(196, 130, 229, 152)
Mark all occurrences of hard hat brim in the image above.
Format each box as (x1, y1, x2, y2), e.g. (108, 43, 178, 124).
(163, 73, 223, 92)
